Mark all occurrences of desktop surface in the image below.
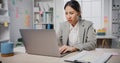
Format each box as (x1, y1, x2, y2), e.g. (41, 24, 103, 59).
(1, 47, 120, 63)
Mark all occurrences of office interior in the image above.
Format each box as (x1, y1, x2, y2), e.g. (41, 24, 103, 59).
(0, 0, 120, 48)
(0, 0, 120, 57)
(0, 0, 120, 63)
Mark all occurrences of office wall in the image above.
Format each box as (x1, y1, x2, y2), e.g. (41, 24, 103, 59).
(104, 0, 112, 35)
(8, 0, 33, 42)
(54, 0, 64, 32)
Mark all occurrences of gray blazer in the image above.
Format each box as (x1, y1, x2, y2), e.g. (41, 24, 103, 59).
(57, 19, 96, 51)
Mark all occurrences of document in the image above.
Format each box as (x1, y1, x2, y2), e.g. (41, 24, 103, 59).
(64, 51, 112, 63)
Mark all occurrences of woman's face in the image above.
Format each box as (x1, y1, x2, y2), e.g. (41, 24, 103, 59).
(65, 6, 80, 26)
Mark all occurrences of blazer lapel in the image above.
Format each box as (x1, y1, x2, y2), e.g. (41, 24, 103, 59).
(78, 20, 85, 43)
(63, 22, 70, 45)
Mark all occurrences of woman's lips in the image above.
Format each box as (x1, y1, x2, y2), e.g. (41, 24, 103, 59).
(68, 20, 72, 22)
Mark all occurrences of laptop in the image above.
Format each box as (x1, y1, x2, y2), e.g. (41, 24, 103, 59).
(20, 29, 68, 57)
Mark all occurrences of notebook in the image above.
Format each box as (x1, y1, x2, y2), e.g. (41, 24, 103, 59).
(64, 50, 112, 63)
(20, 29, 68, 57)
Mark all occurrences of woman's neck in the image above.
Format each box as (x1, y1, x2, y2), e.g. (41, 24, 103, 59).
(72, 21, 78, 27)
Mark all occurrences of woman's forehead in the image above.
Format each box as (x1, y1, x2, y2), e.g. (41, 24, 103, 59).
(65, 6, 77, 12)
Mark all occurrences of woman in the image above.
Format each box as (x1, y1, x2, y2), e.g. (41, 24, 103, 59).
(57, 0, 96, 54)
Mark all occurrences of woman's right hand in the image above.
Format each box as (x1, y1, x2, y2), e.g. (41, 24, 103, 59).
(59, 45, 78, 54)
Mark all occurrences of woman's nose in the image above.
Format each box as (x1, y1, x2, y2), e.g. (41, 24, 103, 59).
(67, 15, 71, 19)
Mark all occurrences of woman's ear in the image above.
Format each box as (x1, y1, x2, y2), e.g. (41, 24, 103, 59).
(77, 12, 80, 17)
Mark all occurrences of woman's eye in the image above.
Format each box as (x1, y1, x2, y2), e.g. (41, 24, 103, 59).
(70, 12, 73, 15)
(65, 12, 68, 15)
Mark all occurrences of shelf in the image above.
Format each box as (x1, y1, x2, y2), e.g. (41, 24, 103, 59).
(34, 12, 40, 14)
(44, 11, 53, 13)
(112, 21, 120, 24)
(0, 16, 10, 23)
(0, 8, 7, 15)
(42, 22, 53, 25)
(33, 0, 54, 29)
(34, 23, 53, 25)
(35, 0, 53, 2)
(112, 8, 120, 10)
(34, 11, 53, 13)
(34, 23, 42, 25)
(0, 39, 9, 42)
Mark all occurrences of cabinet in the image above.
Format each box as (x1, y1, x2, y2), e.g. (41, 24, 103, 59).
(0, 0, 9, 53)
(112, 0, 120, 38)
(0, 0, 10, 42)
(0, 0, 7, 15)
(33, 0, 54, 29)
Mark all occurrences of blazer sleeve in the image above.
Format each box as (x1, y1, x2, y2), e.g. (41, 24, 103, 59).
(56, 23, 63, 46)
(73, 24, 97, 51)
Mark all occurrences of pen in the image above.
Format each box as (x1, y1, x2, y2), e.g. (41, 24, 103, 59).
(73, 60, 90, 63)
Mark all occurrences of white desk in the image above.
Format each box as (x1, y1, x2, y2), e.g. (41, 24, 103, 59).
(97, 35, 115, 39)
(97, 35, 115, 48)
(1, 47, 120, 63)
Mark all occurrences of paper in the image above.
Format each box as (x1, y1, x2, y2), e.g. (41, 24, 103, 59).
(4, 22, 8, 27)
(16, 7, 19, 18)
(19, 0, 23, 2)
(64, 51, 112, 63)
(25, 10, 28, 14)
(12, 0, 15, 5)
(39, 11, 43, 15)
(104, 16, 108, 23)
(25, 15, 30, 27)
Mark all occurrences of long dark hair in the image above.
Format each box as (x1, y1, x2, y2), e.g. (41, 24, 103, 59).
(64, 0, 82, 19)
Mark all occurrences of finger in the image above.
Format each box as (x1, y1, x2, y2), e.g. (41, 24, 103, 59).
(60, 47, 68, 54)
(60, 47, 67, 54)
(59, 45, 66, 52)
(63, 48, 68, 53)
(61, 49, 67, 54)
(59, 46, 64, 52)
(63, 46, 72, 53)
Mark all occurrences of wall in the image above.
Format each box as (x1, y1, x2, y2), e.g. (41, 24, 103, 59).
(104, 0, 112, 35)
(8, 0, 33, 42)
(54, 0, 64, 32)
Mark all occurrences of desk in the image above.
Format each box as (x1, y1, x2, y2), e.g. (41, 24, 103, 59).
(1, 47, 120, 63)
(97, 35, 115, 48)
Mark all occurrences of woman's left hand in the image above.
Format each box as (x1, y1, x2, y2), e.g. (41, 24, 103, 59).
(59, 45, 78, 54)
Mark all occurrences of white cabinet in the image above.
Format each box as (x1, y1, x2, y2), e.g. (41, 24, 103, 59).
(0, 0, 10, 42)
(0, 0, 9, 53)
(112, 0, 120, 37)
(0, 0, 7, 15)
(104, 0, 120, 48)
(33, 0, 54, 29)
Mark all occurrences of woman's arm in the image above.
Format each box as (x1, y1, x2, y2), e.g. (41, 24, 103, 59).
(56, 23, 63, 46)
(73, 25, 96, 51)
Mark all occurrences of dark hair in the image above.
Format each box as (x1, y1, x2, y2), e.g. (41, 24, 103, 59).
(64, 0, 82, 18)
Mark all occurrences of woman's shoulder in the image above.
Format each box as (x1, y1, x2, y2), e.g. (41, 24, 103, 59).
(81, 19, 93, 26)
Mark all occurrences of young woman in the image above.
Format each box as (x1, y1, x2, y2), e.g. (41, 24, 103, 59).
(57, 0, 96, 54)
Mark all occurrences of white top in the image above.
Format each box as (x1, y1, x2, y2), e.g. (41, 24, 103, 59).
(69, 21, 79, 46)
